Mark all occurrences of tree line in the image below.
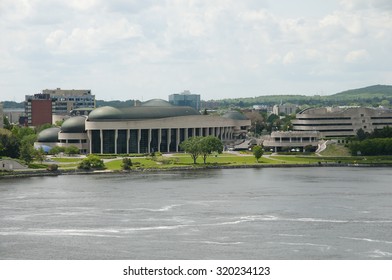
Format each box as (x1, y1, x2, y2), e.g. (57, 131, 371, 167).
(349, 126, 392, 156)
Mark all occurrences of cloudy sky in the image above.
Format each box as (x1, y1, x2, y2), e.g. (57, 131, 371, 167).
(1, 0, 392, 102)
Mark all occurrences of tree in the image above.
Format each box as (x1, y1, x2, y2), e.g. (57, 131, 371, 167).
(78, 154, 105, 170)
(0, 128, 20, 158)
(19, 141, 35, 164)
(65, 145, 80, 156)
(49, 146, 66, 155)
(244, 111, 265, 135)
(34, 147, 45, 163)
(252, 145, 264, 162)
(121, 158, 133, 170)
(200, 136, 223, 164)
(180, 136, 203, 164)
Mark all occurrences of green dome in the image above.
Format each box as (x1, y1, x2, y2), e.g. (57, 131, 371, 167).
(222, 111, 248, 120)
(88, 105, 200, 121)
(141, 99, 173, 107)
(88, 106, 123, 120)
(37, 127, 61, 142)
(61, 116, 86, 133)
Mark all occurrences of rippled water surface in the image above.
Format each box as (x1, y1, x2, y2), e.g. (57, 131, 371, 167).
(1, 167, 392, 259)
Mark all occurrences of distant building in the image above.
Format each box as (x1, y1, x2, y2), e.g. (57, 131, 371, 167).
(292, 107, 392, 138)
(25, 93, 53, 126)
(263, 131, 320, 152)
(3, 108, 25, 125)
(42, 88, 95, 115)
(169, 90, 201, 111)
(25, 88, 95, 126)
(272, 104, 298, 115)
(0, 102, 3, 129)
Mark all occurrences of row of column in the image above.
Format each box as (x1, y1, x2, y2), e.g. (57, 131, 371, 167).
(89, 126, 234, 154)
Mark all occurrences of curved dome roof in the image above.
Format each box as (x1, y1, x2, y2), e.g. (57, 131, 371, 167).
(88, 105, 200, 121)
(88, 106, 123, 120)
(141, 99, 173, 107)
(222, 111, 248, 120)
(61, 116, 86, 133)
(37, 127, 61, 143)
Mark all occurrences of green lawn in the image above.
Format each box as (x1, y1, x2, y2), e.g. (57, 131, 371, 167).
(23, 152, 392, 172)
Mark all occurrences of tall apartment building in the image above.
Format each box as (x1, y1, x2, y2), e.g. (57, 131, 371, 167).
(25, 88, 95, 126)
(43, 88, 95, 115)
(169, 90, 201, 111)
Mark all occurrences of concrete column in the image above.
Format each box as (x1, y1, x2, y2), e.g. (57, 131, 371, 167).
(126, 129, 130, 154)
(158, 129, 162, 152)
(176, 128, 180, 152)
(167, 128, 171, 152)
(185, 127, 188, 139)
(137, 129, 141, 154)
(100, 129, 103, 154)
(115, 129, 118, 154)
(148, 128, 151, 153)
(192, 128, 196, 137)
(88, 130, 92, 154)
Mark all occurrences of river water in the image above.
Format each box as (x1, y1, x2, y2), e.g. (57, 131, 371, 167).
(1, 167, 392, 260)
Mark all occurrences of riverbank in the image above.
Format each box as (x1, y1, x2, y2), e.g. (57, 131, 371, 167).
(2, 161, 392, 179)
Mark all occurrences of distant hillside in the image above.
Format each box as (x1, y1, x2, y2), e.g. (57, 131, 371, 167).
(1, 101, 24, 109)
(329, 85, 392, 99)
(2, 85, 392, 110)
(95, 99, 136, 108)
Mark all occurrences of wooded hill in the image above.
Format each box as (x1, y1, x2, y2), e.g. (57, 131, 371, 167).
(205, 85, 392, 108)
(3, 85, 392, 109)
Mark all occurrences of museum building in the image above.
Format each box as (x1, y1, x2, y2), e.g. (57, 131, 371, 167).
(36, 99, 251, 154)
(292, 107, 392, 138)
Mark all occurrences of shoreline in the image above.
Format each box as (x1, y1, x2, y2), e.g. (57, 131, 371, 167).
(1, 162, 392, 179)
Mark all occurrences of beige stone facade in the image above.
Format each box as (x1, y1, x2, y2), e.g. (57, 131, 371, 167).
(292, 107, 392, 138)
(85, 115, 250, 154)
(263, 131, 320, 152)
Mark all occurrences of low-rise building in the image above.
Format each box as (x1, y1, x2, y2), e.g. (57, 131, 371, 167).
(263, 131, 320, 152)
(292, 107, 392, 138)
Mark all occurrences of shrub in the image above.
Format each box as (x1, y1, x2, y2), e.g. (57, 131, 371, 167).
(46, 164, 59, 171)
(121, 158, 133, 170)
(78, 155, 105, 170)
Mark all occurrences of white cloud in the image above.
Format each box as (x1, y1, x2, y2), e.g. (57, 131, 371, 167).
(345, 49, 370, 63)
(1, 0, 392, 101)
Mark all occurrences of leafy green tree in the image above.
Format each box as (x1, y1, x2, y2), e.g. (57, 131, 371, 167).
(78, 154, 105, 170)
(3, 116, 12, 130)
(65, 145, 80, 156)
(200, 136, 223, 164)
(0, 128, 20, 158)
(12, 126, 36, 141)
(252, 145, 264, 162)
(180, 136, 203, 164)
(49, 146, 66, 155)
(34, 147, 45, 163)
(19, 141, 35, 164)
